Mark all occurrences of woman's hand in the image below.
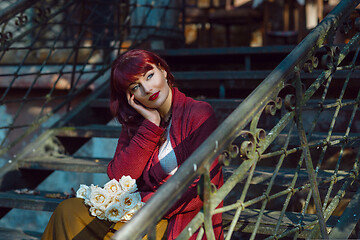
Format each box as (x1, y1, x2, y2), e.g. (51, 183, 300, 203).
(127, 91, 161, 126)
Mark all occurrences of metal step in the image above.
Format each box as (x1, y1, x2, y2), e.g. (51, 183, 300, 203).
(223, 166, 350, 188)
(55, 125, 122, 139)
(223, 166, 356, 204)
(173, 69, 360, 83)
(0, 190, 64, 212)
(91, 98, 357, 110)
(223, 208, 339, 238)
(0, 192, 340, 240)
(18, 155, 109, 173)
(91, 98, 244, 110)
(157, 46, 295, 72)
(16, 154, 354, 196)
(0, 189, 341, 239)
(52, 123, 360, 151)
(156, 45, 296, 57)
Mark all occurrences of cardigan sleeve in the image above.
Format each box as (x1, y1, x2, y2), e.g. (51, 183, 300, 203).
(164, 102, 221, 217)
(107, 119, 165, 180)
(186, 102, 218, 157)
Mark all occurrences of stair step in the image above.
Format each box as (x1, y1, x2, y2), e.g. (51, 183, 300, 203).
(0, 227, 41, 240)
(274, 132, 360, 148)
(91, 98, 356, 108)
(224, 166, 350, 188)
(0, 192, 341, 239)
(17, 153, 353, 194)
(174, 70, 270, 82)
(0, 188, 340, 235)
(55, 125, 122, 138)
(91, 98, 243, 110)
(157, 46, 294, 71)
(157, 46, 296, 57)
(173, 69, 360, 83)
(18, 155, 110, 173)
(0, 190, 64, 212)
(223, 166, 354, 205)
(53, 121, 360, 150)
(223, 208, 339, 238)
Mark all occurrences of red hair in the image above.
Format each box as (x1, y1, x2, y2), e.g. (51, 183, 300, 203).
(110, 49, 174, 133)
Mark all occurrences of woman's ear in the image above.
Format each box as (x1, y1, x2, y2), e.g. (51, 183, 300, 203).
(158, 64, 167, 78)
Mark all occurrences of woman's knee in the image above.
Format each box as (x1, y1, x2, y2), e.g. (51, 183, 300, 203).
(54, 198, 90, 220)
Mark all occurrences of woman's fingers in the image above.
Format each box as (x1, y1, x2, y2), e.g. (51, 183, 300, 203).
(127, 92, 139, 111)
(126, 91, 133, 105)
(126, 92, 161, 126)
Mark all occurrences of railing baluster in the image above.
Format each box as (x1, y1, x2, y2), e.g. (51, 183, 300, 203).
(203, 165, 215, 240)
(295, 69, 329, 239)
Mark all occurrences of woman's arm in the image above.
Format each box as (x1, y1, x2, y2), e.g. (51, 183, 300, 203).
(107, 119, 164, 180)
(165, 103, 222, 217)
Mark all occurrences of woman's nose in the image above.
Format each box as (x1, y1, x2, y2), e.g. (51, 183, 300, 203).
(142, 82, 152, 94)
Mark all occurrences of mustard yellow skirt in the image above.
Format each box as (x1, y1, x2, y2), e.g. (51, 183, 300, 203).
(41, 198, 168, 240)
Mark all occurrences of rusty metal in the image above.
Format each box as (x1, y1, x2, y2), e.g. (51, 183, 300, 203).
(295, 69, 328, 239)
(329, 151, 360, 239)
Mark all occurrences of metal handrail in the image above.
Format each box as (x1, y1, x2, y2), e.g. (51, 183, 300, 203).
(0, 0, 38, 24)
(113, 0, 360, 239)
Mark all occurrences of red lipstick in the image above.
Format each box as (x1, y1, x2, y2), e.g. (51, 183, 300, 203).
(149, 91, 160, 101)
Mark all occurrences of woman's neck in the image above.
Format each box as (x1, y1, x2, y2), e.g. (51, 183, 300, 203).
(158, 89, 173, 121)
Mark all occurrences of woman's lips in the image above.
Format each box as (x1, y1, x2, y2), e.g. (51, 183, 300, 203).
(149, 91, 160, 101)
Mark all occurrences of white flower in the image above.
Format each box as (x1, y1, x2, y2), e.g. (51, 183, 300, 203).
(104, 179, 123, 197)
(116, 192, 141, 211)
(76, 184, 90, 200)
(89, 206, 106, 220)
(76, 176, 142, 223)
(89, 184, 111, 211)
(119, 175, 137, 193)
(120, 202, 144, 222)
(120, 209, 135, 222)
(105, 202, 125, 222)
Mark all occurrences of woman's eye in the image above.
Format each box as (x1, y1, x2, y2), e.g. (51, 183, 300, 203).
(131, 85, 139, 91)
(147, 73, 153, 80)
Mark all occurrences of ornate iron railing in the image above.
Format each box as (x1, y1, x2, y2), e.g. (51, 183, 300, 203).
(0, 0, 184, 162)
(1, 0, 360, 239)
(113, 0, 360, 239)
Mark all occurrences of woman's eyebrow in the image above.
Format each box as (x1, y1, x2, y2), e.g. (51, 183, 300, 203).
(142, 67, 154, 76)
(142, 70, 151, 76)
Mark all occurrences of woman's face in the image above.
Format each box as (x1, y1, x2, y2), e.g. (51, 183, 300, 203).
(128, 64, 171, 111)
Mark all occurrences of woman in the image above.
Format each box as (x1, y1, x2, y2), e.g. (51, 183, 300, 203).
(42, 49, 223, 240)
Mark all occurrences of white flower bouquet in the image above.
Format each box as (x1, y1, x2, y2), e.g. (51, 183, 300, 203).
(76, 176, 144, 222)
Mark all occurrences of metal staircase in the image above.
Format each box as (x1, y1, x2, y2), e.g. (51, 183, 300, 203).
(0, 0, 360, 239)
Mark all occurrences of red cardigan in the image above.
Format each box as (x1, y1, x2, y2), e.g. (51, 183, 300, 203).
(108, 88, 223, 239)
